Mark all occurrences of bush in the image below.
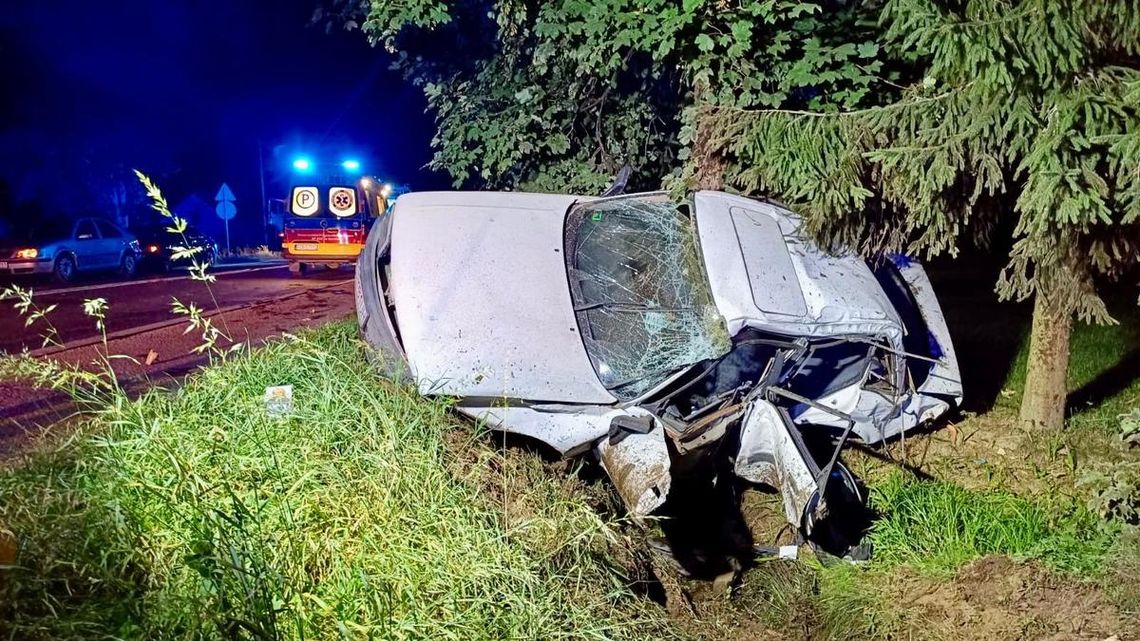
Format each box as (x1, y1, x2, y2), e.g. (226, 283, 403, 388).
(1077, 409, 1140, 526)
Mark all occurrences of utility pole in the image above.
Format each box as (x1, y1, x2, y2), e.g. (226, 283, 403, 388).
(258, 139, 268, 246)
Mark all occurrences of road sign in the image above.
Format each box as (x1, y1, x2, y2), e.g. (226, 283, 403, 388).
(215, 183, 237, 220)
(292, 186, 319, 216)
(329, 187, 356, 217)
(215, 182, 236, 253)
(215, 201, 237, 220)
(215, 183, 236, 203)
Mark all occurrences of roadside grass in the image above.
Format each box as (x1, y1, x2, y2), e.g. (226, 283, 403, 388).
(732, 560, 902, 641)
(0, 321, 674, 640)
(866, 471, 1115, 575)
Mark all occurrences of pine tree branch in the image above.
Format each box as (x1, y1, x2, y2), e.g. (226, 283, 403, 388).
(702, 85, 967, 119)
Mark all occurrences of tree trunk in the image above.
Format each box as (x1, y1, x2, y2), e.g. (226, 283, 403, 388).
(1018, 292, 1073, 431)
(691, 94, 726, 191)
(693, 116, 727, 191)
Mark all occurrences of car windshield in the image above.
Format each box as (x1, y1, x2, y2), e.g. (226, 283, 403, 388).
(565, 194, 730, 399)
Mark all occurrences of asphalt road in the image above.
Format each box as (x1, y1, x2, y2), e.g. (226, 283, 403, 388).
(0, 263, 354, 355)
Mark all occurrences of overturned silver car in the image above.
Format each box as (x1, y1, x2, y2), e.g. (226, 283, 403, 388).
(356, 190, 961, 545)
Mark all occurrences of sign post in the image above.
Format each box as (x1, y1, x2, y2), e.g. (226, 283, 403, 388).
(215, 183, 237, 255)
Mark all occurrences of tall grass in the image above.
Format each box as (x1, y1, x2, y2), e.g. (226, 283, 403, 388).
(727, 560, 901, 641)
(0, 322, 674, 640)
(867, 472, 1116, 575)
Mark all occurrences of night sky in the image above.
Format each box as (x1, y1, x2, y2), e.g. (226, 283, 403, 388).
(0, 1, 444, 241)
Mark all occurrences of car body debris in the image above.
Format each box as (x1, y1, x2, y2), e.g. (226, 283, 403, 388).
(356, 190, 962, 550)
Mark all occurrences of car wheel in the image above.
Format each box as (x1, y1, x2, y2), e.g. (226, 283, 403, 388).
(802, 461, 871, 561)
(121, 253, 138, 278)
(53, 254, 77, 284)
(288, 262, 307, 276)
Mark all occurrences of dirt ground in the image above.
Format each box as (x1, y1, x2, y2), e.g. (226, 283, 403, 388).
(892, 556, 1128, 641)
(669, 409, 1140, 641)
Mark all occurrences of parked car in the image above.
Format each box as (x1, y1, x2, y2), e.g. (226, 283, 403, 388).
(354, 191, 963, 551)
(134, 225, 217, 272)
(0, 217, 141, 283)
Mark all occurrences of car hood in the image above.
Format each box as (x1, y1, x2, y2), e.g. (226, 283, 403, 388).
(387, 191, 616, 404)
(694, 191, 904, 342)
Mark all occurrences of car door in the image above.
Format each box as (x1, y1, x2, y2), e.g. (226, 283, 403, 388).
(94, 220, 125, 268)
(72, 219, 104, 270)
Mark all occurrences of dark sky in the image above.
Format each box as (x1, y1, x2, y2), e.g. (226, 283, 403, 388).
(0, 0, 444, 236)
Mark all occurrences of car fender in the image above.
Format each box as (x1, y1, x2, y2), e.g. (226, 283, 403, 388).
(52, 246, 75, 266)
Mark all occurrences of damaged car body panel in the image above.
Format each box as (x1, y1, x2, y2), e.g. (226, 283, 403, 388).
(387, 191, 614, 404)
(355, 189, 963, 546)
(694, 191, 962, 443)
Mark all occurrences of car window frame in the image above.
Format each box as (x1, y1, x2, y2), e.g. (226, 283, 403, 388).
(74, 219, 100, 241)
(94, 220, 123, 239)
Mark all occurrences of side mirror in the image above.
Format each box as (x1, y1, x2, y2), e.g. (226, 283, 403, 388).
(608, 414, 654, 445)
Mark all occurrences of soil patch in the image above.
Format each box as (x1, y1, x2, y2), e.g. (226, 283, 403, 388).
(894, 556, 1131, 641)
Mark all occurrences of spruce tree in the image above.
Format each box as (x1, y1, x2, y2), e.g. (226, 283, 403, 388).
(699, 0, 1140, 431)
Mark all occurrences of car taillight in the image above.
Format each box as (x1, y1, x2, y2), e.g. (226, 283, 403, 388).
(15, 248, 37, 259)
(147, 244, 160, 253)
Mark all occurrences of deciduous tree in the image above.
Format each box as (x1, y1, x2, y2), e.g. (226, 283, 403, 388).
(319, 0, 882, 191)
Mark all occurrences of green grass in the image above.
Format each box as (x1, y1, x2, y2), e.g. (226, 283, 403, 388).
(867, 471, 1116, 575)
(712, 556, 906, 641)
(0, 322, 674, 640)
(1000, 303, 1140, 427)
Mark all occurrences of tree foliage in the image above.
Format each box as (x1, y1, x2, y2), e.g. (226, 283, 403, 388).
(699, 0, 1140, 322)
(318, 0, 885, 192)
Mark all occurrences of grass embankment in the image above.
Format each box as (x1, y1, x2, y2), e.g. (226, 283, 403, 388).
(0, 322, 672, 640)
(1, 301, 1137, 641)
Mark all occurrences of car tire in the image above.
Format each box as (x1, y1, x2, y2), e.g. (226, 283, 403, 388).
(120, 253, 138, 278)
(53, 254, 77, 284)
(801, 461, 870, 560)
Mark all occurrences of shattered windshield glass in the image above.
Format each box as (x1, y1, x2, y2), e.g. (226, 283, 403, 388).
(565, 194, 730, 400)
